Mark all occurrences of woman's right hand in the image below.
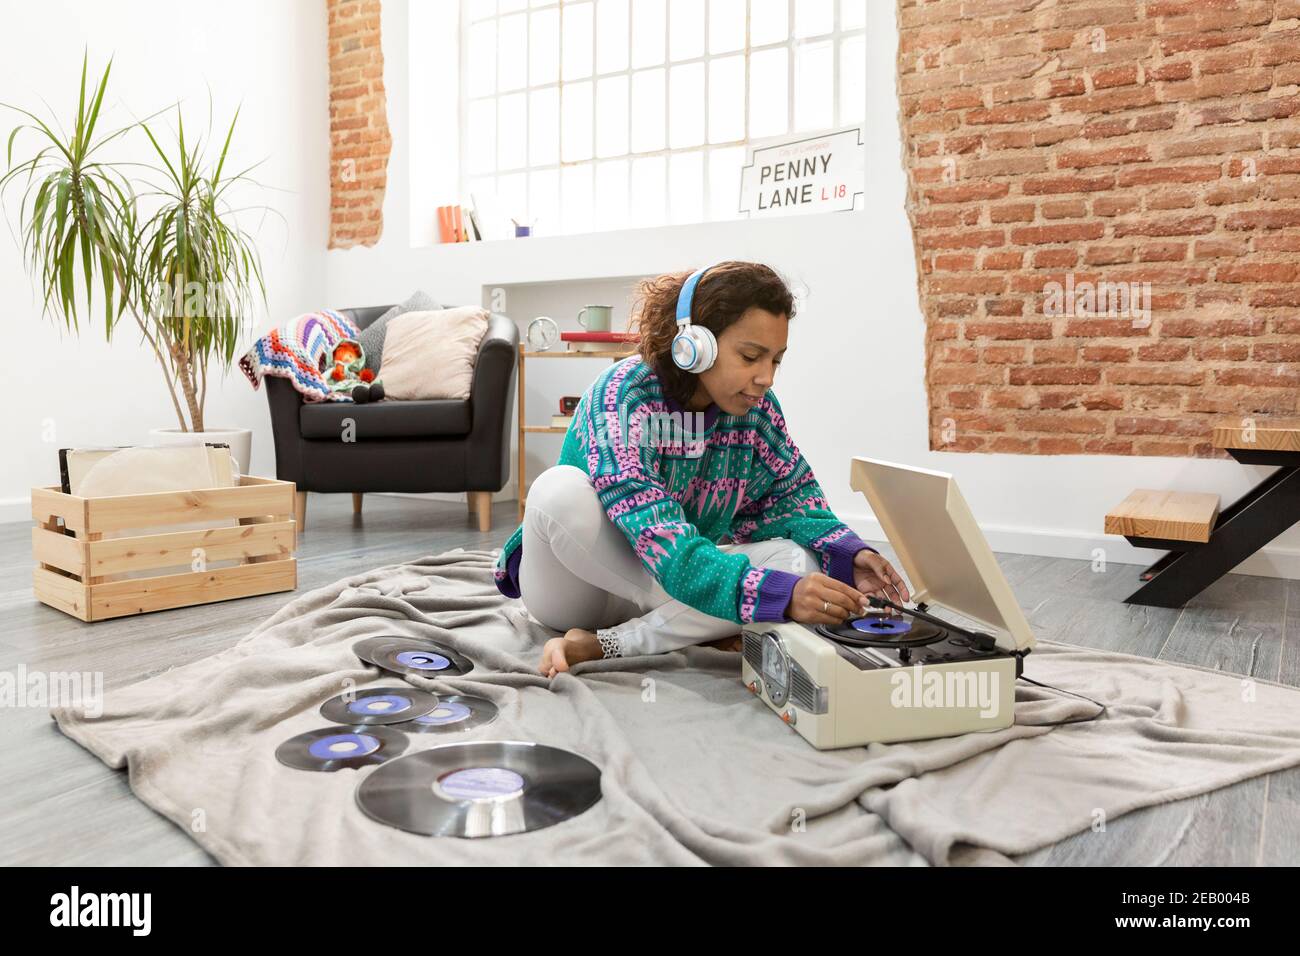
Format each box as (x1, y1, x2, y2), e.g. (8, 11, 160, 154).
(786, 572, 866, 626)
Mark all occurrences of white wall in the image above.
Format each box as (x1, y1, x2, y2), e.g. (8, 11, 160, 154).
(2, 0, 328, 517)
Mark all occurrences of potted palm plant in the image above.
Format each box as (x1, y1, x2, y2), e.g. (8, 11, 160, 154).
(2, 53, 267, 473)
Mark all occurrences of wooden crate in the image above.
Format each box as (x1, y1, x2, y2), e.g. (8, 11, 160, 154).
(32, 476, 298, 622)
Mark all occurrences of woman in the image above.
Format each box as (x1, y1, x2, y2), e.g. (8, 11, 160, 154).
(493, 260, 909, 677)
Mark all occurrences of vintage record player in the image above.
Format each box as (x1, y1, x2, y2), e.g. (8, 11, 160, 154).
(741, 457, 1036, 749)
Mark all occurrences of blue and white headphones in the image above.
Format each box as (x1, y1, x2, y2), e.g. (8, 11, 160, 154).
(670, 262, 725, 373)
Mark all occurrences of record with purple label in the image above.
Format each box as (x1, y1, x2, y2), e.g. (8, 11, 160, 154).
(354, 637, 474, 677)
(319, 685, 440, 726)
(355, 740, 601, 837)
(275, 724, 408, 772)
(851, 614, 912, 636)
(397, 694, 498, 734)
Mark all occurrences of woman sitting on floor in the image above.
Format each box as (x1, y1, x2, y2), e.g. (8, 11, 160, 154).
(493, 260, 909, 677)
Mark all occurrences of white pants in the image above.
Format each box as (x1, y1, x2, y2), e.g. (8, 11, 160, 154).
(519, 464, 818, 657)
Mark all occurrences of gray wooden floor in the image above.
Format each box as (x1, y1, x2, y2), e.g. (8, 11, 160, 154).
(3, 492, 1297, 866)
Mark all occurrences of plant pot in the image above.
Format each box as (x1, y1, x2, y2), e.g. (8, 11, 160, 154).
(149, 426, 253, 476)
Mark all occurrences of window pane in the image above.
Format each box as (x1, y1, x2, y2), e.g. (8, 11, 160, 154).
(561, 80, 594, 162)
(595, 158, 630, 231)
(669, 0, 703, 61)
(708, 0, 745, 54)
(669, 151, 703, 224)
(467, 20, 497, 98)
(530, 7, 560, 86)
(795, 0, 833, 37)
(749, 47, 788, 139)
(499, 13, 528, 92)
(629, 155, 666, 227)
(467, 98, 497, 174)
(596, 0, 629, 74)
(497, 171, 527, 224)
(708, 54, 744, 143)
(529, 168, 559, 232)
(708, 145, 745, 220)
(630, 68, 665, 152)
(466, 0, 496, 23)
(596, 74, 629, 157)
(669, 62, 704, 148)
(529, 86, 559, 164)
(839, 34, 865, 126)
(841, 0, 866, 31)
(498, 0, 526, 13)
(794, 40, 833, 132)
(561, 162, 595, 234)
(498, 92, 528, 169)
(751, 0, 788, 46)
(562, 2, 595, 80)
(631, 0, 665, 68)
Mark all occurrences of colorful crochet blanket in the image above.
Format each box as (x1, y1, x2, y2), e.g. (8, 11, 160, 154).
(239, 310, 361, 403)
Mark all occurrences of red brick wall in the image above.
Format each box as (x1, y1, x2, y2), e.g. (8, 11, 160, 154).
(328, 0, 391, 249)
(897, 0, 1300, 457)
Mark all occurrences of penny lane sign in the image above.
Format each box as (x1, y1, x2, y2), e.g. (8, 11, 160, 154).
(740, 126, 865, 218)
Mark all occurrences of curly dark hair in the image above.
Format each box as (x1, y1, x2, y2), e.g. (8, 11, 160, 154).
(626, 261, 797, 408)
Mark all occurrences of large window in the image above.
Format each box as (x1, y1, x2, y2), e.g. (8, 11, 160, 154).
(459, 0, 867, 237)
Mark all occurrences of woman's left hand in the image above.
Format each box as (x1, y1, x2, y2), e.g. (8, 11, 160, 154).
(852, 550, 910, 610)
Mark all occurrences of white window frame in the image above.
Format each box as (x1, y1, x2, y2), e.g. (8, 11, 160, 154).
(456, 0, 866, 235)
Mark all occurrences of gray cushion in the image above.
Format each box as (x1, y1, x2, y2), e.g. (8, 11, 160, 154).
(358, 290, 440, 372)
(299, 398, 471, 440)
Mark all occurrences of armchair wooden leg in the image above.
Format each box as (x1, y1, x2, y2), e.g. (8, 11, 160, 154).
(352, 492, 363, 515)
(294, 491, 308, 541)
(468, 491, 492, 532)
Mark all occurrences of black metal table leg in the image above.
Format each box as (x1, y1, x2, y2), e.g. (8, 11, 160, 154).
(1125, 466, 1300, 607)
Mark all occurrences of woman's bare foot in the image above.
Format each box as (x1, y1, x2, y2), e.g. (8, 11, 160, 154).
(538, 627, 603, 678)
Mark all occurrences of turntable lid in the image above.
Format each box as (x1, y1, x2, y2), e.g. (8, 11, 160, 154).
(849, 457, 1036, 653)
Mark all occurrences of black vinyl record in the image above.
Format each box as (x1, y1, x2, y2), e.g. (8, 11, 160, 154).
(355, 740, 601, 838)
(817, 615, 946, 648)
(396, 694, 498, 734)
(354, 636, 474, 678)
(275, 724, 408, 772)
(319, 685, 440, 726)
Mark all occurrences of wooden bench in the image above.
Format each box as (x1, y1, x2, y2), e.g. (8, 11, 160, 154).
(1106, 418, 1300, 607)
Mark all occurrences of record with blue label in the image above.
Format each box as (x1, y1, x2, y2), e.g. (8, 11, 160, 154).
(319, 685, 440, 725)
(355, 740, 601, 838)
(397, 694, 498, 734)
(354, 636, 474, 678)
(275, 724, 408, 772)
(816, 614, 945, 648)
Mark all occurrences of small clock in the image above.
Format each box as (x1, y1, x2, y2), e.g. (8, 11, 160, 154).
(527, 316, 560, 351)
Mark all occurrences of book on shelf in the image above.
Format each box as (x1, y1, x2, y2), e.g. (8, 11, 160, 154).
(567, 341, 638, 353)
(559, 330, 640, 342)
(550, 414, 574, 429)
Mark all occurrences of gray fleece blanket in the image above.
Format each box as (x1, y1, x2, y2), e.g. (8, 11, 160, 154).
(51, 548, 1300, 866)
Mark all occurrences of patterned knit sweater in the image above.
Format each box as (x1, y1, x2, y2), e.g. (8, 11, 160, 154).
(493, 355, 873, 625)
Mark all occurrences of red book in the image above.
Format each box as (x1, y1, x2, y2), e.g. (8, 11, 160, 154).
(559, 331, 640, 342)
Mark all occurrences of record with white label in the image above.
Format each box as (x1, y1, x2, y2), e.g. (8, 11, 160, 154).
(276, 724, 408, 772)
(355, 740, 601, 837)
(354, 636, 474, 678)
(319, 685, 440, 725)
(396, 694, 498, 734)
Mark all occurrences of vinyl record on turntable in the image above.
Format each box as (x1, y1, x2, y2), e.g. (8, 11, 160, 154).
(276, 724, 408, 772)
(354, 636, 474, 678)
(396, 694, 498, 734)
(355, 740, 601, 837)
(319, 685, 440, 725)
(817, 615, 947, 648)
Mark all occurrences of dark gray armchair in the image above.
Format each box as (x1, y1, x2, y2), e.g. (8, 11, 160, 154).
(265, 305, 518, 532)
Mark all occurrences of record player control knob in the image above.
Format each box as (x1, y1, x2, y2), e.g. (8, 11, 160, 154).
(747, 680, 760, 695)
(781, 709, 796, 726)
